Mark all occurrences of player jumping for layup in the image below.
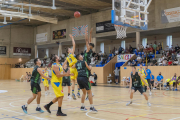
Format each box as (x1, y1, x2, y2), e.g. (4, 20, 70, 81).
(44, 55, 73, 116)
(84, 28, 94, 100)
(75, 54, 97, 112)
(126, 66, 151, 107)
(22, 58, 51, 114)
(63, 34, 79, 100)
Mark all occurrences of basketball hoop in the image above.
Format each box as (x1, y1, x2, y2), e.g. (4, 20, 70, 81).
(114, 25, 127, 39)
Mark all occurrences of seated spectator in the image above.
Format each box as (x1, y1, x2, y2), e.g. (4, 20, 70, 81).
(115, 48, 118, 55)
(107, 57, 111, 63)
(146, 43, 150, 48)
(125, 77, 130, 88)
(145, 54, 150, 63)
(142, 56, 145, 63)
(92, 51, 96, 57)
(168, 60, 173, 66)
(171, 53, 176, 61)
(152, 58, 157, 66)
(149, 45, 153, 54)
(153, 42, 157, 53)
(171, 49, 176, 54)
(131, 60, 136, 66)
(158, 42, 162, 50)
(165, 46, 169, 52)
(129, 45, 133, 54)
(175, 44, 180, 53)
(137, 55, 142, 62)
(166, 73, 178, 91)
(153, 72, 163, 89)
(140, 44, 144, 52)
(173, 58, 178, 65)
(127, 60, 131, 66)
(119, 46, 124, 54)
(162, 59, 167, 66)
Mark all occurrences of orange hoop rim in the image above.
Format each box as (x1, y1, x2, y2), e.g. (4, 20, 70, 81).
(114, 25, 123, 27)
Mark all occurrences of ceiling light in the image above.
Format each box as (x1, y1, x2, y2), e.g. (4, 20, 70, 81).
(5, 1, 8, 3)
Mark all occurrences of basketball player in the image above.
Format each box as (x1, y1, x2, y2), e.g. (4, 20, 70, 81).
(138, 64, 148, 92)
(42, 66, 49, 96)
(22, 58, 51, 114)
(75, 54, 97, 112)
(145, 66, 152, 95)
(63, 34, 79, 100)
(84, 28, 95, 100)
(44, 55, 73, 116)
(126, 66, 151, 107)
(62, 63, 71, 99)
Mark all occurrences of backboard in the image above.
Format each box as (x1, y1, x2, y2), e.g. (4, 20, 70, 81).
(111, 0, 152, 30)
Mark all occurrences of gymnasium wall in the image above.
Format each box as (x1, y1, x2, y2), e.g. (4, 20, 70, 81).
(0, 25, 34, 58)
(120, 66, 180, 83)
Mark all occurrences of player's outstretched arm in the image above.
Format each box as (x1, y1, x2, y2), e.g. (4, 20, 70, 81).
(37, 68, 51, 80)
(85, 28, 90, 52)
(62, 60, 67, 68)
(69, 34, 75, 54)
(85, 61, 92, 71)
(89, 28, 93, 43)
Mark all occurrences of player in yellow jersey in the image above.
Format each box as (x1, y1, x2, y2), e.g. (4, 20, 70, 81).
(42, 66, 49, 96)
(63, 34, 80, 100)
(138, 64, 149, 93)
(44, 55, 73, 116)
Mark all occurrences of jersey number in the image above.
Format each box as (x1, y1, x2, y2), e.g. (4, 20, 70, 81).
(77, 63, 82, 70)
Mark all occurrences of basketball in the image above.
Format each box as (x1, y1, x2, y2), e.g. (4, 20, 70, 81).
(74, 11, 81, 18)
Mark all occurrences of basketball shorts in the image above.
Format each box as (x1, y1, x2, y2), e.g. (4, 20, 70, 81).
(42, 79, 49, 87)
(131, 86, 144, 94)
(51, 80, 64, 98)
(31, 82, 41, 94)
(62, 81, 71, 86)
(77, 77, 91, 90)
(141, 79, 148, 86)
(70, 67, 78, 80)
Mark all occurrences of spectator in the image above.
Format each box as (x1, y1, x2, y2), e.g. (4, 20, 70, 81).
(145, 54, 150, 63)
(137, 55, 142, 62)
(171, 53, 176, 61)
(153, 42, 157, 52)
(168, 60, 173, 66)
(92, 51, 96, 57)
(175, 44, 180, 53)
(142, 56, 145, 63)
(113, 67, 120, 84)
(173, 58, 178, 65)
(162, 59, 167, 66)
(166, 73, 178, 91)
(28, 72, 31, 82)
(140, 44, 144, 52)
(115, 48, 118, 55)
(92, 72, 97, 86)
(149, 45, 153, 54)
(150, 62, 153, 66)
(129, 45, 133, 54)
(165, 46, 169, 52)
(128, 60, 131, 66)
(158, 42, 162, 50)
(153, 72, 163, 89)
(151, 74, 155, 88)
(119, 46, 124, 54)
(131, 60, 136, 66)
(152, 58, 157, 66)
(146, 43, 150, 48)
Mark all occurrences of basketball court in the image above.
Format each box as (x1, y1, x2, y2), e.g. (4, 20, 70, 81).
(0, 80, 180, 120)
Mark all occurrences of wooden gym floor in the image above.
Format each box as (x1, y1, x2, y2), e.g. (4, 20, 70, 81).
(0, 80, 180, 120)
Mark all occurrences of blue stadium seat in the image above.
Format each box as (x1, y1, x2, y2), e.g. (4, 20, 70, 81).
(142, 52, 144, 55)
(142, 63, 146, 66)
(137, 64, 140, 66)
(138, 52, 142, 55)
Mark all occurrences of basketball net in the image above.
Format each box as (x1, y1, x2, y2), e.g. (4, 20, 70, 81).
(114, 25, 127, 39)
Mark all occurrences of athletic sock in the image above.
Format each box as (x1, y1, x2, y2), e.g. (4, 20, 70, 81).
(81, 103, 85, 107)
(47, 101, 53, 107)
(37, 104, 40, 108)
(130, 99, 132, 102)
(78, 88, 80, 93)
(72, 90, 74, 94)
(68, 93, 70, 96)
(90, 104, 93, 108)
(58, 107, 62, 113)
(25, 103, 28, 107)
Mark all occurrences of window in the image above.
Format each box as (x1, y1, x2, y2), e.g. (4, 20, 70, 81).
(100, 42, 104, 53)
(142, 38, 147, 47)
(121, 40, 125, 49)
(167, 35, 172, 48)
(46, 49, 49, 57)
